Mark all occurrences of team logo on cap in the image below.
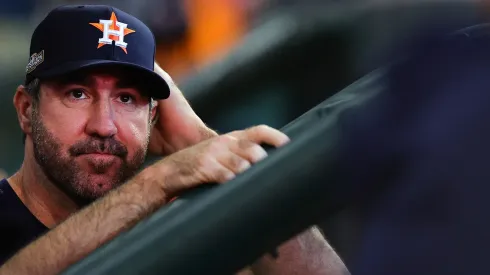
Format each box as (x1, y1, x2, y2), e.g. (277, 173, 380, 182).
(26, 50, 44, 73)
(89, 12, 135, 54)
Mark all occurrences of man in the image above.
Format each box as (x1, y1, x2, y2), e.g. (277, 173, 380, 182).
(0, 5, 348, 275)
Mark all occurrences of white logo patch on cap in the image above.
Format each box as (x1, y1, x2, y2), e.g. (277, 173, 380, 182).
(26, 50, 45, 73)
(90, 12, 136, 54)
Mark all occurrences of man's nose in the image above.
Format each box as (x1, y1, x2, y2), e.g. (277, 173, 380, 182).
(85, 99, 118, 138)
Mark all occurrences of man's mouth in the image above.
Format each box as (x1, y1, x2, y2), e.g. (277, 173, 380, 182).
(74, 150, 119, 156)
(69, 139, 128, 158)
(84, 152, 115, 155)
(78, 153, 120, 161)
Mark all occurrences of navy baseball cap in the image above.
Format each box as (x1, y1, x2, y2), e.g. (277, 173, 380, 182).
(25, 5, 170, 99)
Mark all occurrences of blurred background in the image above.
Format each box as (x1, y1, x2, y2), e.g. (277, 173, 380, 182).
(1, 0, 489, 266)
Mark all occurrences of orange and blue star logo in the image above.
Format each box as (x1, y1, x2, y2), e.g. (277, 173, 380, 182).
(90, 12, 135, 54)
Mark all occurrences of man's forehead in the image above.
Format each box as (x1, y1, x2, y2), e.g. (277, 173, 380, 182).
(49, 67, 134, 84)
(43, 66, 150, 93)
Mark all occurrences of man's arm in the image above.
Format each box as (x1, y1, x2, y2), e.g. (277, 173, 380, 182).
(0, 125, 288, 275)
(151, 65, 350, 275)
(0, 168, 166, 275)
(250, 226, 350, 275)
(149, 62, 217, 155)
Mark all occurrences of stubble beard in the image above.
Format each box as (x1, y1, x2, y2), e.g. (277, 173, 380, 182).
(30, 107, 149, 206)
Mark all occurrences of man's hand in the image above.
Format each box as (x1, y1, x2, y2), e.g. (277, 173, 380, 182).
(0, 124, 288, 275)
(149, 62, 217, 156)
(152, 124, 289, 198)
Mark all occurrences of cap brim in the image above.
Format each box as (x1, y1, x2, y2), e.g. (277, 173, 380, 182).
(33, 60, 170, 99)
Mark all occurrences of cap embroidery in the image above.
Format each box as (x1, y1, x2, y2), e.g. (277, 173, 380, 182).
(89, 12, 135, 54)
(26, 50, 44, 73)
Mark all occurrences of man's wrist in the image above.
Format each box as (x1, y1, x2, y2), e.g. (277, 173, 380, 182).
(127, 164, 170, 205)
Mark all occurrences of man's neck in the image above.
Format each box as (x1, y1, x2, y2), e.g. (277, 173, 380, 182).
(8, 143, 80, 228)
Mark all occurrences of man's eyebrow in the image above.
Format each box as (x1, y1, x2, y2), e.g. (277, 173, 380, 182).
(115, 78, 141, 89)
(53, 73, 94, 87)
(53, 74, 140, 89)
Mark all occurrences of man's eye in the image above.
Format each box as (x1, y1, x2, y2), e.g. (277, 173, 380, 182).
(119, 94, 134, 104)
(68, 89, 88, 99)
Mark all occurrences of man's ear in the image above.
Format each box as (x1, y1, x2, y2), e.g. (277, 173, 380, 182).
(13, 85, 35, 136)
(150, 100, 159, 126)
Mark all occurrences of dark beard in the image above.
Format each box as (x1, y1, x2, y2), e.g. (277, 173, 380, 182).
(31, 108, 148, 206)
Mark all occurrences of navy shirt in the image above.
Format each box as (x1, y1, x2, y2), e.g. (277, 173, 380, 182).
(0, 179, 47, 265)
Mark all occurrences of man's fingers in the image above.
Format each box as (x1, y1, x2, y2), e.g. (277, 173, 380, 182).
(177, 124, 288, 187)
(231, 125, 290, 148)
(217, 153, 251, 174)
(231, 139, 268, 163)
(207, 158, 237, 183)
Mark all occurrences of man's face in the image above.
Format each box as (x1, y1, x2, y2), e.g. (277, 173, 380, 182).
(30, 68, 155, 204)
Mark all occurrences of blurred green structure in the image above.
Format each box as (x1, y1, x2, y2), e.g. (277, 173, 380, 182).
(0, 1, 489, 269)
